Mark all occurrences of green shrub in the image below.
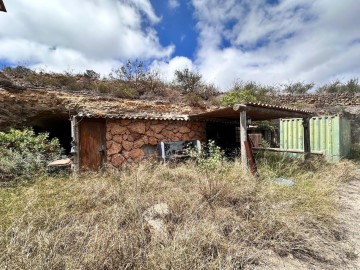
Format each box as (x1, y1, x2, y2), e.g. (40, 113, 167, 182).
(0, 129, 63, 182)
(221, 81, 274, 106)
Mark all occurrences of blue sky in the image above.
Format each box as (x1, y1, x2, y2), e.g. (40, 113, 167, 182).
(0, 0, 360, 90)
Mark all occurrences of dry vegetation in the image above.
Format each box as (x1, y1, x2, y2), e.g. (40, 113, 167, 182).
(1, 154, 359, 269)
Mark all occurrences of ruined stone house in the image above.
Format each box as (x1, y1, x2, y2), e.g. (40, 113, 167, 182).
(70, 103, 311, 171)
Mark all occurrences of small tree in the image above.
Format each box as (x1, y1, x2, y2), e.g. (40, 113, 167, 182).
(283, 82, 314, 95)
(174, 68, 202, 93)
(221, 81, 274, 106)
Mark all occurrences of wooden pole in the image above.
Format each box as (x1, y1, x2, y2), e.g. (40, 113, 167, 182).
(303, 117, 311, 160)
(240, 110, 248, 171)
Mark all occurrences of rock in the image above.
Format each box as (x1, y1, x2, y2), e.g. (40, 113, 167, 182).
(106, 131, 112, 141)
(179, 126, 190, 133)
(128, 122, 146, 134)
(129, 148, 144, 160)
(134, 139, 145, 148)
(111, 126, 128, 135)
(149, 137, 157, 145)
(107, 142, 122, 156)
(111, 154, 125, 166)
(142, 203, 171, 240)
(113, 135, 122, 144)
(150, 124, 165, 133)
(122, 141, 133, 151)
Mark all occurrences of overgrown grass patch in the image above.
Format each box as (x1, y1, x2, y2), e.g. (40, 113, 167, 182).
(0, 159, 359, 269)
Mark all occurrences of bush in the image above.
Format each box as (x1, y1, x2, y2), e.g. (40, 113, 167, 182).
(0, 129, 63, 182)
(2, 66, 34, 78)
(283, 82, 315, 95)
(221, 81, 274, 106)
(316, 78, 360, 94)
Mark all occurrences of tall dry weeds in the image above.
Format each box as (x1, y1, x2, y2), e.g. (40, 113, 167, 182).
(0, 158, 359, 269)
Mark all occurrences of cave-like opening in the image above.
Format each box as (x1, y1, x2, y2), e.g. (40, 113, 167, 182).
(31, 114, 72, 155)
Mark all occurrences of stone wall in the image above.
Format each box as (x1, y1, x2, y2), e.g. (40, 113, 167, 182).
(106, 119, 206, 168)
(272, 93, 360, 107)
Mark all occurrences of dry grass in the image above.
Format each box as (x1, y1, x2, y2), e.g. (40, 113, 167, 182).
(0, 157, 359, 269)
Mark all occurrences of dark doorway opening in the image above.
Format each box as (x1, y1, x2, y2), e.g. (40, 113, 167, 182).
(31, 115, 72, 155)
(206, 122, 239, 157)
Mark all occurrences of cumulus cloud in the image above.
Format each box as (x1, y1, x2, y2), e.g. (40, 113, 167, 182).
(151, 56, 195, 82)
(190, 0, 360, 90)
(0, 0, 173, 74)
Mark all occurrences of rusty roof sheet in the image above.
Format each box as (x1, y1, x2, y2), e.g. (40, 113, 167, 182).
(191, 103, 312, 121)
(76, 112, 190, 121)
(0, 0, 6, 12)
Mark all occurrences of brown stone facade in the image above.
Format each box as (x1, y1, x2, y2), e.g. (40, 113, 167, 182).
(106, 119, 206, 168)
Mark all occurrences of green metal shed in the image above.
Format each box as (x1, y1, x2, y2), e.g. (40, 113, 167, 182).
(280, 115, 351, 161)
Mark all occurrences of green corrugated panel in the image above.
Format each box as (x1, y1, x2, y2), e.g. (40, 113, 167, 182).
(280, 115, 351, 161)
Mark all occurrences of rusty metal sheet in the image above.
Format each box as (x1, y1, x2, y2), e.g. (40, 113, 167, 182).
(191, 103, 311, 121)
(79, 119, 106, 170)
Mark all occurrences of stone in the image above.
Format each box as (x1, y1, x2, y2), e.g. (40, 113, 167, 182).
(113, 135, 122, 144)
(106, 131, 112, 141)
(107, 142, 122, 156)
(127, 135, 135, 142)
(122, 151, 130, 159)
(149, 137, 157, 145)
(134, 139, 145, 148)
(146, 130, 154, 137)
(162, 130, 174, 139)
(128, 122, 146, 134)
(154, 133, 164, 140)
(111, 126, 127, 135)
(150, 124, 165, 133)
(142, 203, 171, 240)
(132, 133, 142, 140)
(122, 141, 133, 151)
(111, 154, 125, 166)
(179, 126, 191, 133)
(129, 148, 144, 160)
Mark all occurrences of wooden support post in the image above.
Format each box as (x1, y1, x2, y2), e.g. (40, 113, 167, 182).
(303, 117, 311, 159)
(240, 110, 248, 171)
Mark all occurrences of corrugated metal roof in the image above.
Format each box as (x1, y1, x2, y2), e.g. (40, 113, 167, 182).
(76, 112, 190, 121)
(76, 103, 312, 122)
(191, 103, 312, 121)
(243, 102, 311, 114)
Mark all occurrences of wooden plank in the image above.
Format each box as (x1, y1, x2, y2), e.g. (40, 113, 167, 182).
(240, 110, 248, 171)
(252, 147, 323, 155)
(303, 117, 311, 159)
(244, 141, 258, 176)
(79, 119, 106, 171)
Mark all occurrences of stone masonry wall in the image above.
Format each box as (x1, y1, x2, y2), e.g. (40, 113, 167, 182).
(106, 119, 206, 169)
(272, 93, 360, 107)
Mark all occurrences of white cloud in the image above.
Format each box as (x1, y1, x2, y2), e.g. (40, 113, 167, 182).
(0, 0, 173, 74)
(151, 56, 195, 82)
(168, 0, 180, 10)
(190, 0, 360, 90)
